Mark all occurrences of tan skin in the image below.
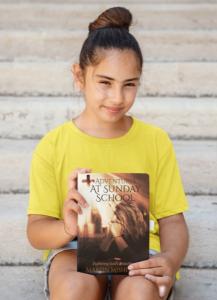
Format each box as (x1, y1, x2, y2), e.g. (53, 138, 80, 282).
(27, 49, 189, 300)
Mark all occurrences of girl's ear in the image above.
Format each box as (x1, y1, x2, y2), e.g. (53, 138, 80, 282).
(71, 63, 85, 92)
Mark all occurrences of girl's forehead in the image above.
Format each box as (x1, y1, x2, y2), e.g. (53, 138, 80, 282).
(87, 49, 140, 80)
(97, 49, 138, 68)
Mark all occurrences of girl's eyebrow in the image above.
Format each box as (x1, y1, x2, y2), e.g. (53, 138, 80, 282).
(95, 74, 139, 82)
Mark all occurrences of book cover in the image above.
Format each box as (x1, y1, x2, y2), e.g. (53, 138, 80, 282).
(77, 173, 149, 274)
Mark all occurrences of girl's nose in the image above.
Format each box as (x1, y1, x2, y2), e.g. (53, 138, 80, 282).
(110, 87, 124, 105)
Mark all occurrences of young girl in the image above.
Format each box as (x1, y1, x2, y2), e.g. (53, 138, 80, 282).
(27, 6, 189, 300)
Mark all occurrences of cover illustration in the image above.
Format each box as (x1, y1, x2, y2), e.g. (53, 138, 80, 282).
(77, 173, 149, 274)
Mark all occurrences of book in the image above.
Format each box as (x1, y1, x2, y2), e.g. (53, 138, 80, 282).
(77, 172, 149, 275)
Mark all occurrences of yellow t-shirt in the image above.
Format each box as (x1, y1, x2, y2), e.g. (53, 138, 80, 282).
(27, 115, 188, 278)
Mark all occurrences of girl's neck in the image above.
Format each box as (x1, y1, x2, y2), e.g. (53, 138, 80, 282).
(72, 113, 133, 139)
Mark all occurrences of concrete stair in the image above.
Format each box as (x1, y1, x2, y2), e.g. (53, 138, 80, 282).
(2, 61, 217, 96)
(0, 1, 217, 299)
(1, 2, 217, 30)
(2, 30, 217, 62)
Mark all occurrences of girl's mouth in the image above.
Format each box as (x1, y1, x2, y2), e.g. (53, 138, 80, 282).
(104, 106, 123, 113)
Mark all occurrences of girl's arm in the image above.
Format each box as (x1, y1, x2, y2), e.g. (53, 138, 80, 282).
(128, 213, 189, 276)
(27, 215, 75, 250)
(127, 213, 189, 298)
(158, 212, 189, 274)
(27, 168, 91, 250)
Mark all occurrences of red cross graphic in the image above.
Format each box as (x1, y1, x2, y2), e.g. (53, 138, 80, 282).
(82, 174, 95, 186)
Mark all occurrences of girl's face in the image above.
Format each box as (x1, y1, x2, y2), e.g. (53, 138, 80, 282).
(75, 49, 141, 124)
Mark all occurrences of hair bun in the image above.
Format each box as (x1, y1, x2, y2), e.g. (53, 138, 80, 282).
(88, 7, 132, 33)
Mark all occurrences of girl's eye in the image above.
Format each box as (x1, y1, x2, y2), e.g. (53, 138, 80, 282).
(125, 83, 136, 87)
(100, 81, 110, 85)
(99, 81, 136, 87)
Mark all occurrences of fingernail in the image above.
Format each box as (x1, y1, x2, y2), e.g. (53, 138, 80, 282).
(128, 265, 133, 270)
(159, 286, 166, 297)
(128, 271, 134, 276)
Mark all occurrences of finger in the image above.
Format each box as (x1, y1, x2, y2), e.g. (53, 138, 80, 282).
(144, 274, 172, 298)
(68, 168, 90, 189)
(65, 198, 83, 215)
(68, 168, 92, 190)
(145, 274, 171, 285)
(67, 189, 89, 208)
(128, 257, 161, 270)
(129, 267, 165, 277)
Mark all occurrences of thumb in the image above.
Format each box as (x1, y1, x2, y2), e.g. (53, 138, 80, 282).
(145, 274, 167, 298)
(159, 285, 167, 298)
(68, 168, 92, 190)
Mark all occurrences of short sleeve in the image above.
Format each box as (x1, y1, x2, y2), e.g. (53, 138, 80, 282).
(154, 130, 189, 219)
(27, 135, 60, 219)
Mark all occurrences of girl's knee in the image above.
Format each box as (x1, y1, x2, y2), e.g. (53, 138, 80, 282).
(50, 270, 107, 300)
(112, 275, 160, 300)
(48, 251, 107, 299)
(49, 270, 76, 300)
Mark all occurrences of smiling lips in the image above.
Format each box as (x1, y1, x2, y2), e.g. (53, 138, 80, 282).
(104, 106, 123, 112)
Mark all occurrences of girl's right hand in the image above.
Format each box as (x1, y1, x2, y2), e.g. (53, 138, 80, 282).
(63, 168, 91, 236)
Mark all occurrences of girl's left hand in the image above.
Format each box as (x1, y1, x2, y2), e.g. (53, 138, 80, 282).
(128, 253, 175, 298)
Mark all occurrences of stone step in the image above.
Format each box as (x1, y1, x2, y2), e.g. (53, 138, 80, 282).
(183, 196, 217, 268)
(1, 62, 217, 97)
(175, 268, 217, 300)
(0, 266, 216, 300)
(0, 194, 216, 267)
(0, 3, 217, 30)
(0, 266, 45, 300)
(0, 194, 41, 265)
(0, 139, 216, 194)
(1, 29, 217, 62)
(1, 97, 217, 139)
(1, 0, 217, 3)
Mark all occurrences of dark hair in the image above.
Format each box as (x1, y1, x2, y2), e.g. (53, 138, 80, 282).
(79, 7, 143, 74)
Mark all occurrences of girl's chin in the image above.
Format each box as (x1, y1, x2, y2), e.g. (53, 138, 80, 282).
(100, 113, 124, 123)
(100, 108, 126, 122)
